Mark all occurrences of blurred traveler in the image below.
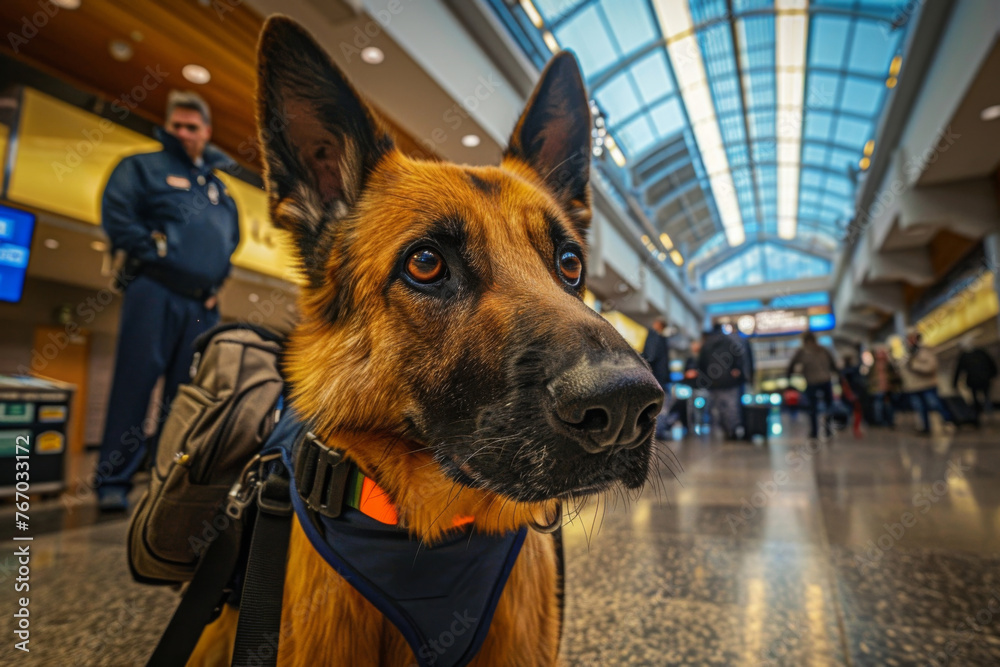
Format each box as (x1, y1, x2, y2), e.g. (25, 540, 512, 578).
(96, 91, 240, 511)
(697, 323, 751, 440)
(665, 338, 702, 432)
(681, 338, 702, 386)
(642, 317, 671, 439)
(900, 329, 952, 434)
(867, 345, 899, 428)
(782, 386, 801, 422)
(841, 355, 865, 438)
(786, 332, 838, 440)
(953, 338, 998, 425)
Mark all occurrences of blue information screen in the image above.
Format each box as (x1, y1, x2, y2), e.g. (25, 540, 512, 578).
(809, 313, 836, 332)
(0, 205, 36, 303)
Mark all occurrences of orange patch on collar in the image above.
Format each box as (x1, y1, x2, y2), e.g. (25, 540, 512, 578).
(351, 469, 474, 529)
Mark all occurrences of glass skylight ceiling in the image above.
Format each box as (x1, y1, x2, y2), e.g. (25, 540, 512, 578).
(702, 242, 831, 289)
(489, 0, 916, 287)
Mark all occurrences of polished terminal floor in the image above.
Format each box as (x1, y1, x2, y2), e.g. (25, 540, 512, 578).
(2, 413, 999, 666)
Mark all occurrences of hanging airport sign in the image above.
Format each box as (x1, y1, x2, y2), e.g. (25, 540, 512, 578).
(753, 309, 810, 336)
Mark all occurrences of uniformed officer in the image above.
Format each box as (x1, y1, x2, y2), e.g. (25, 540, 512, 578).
(96, 90, 240, 511)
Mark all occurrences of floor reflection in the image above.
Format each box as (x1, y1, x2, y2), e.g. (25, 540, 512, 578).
(1, 415, 999, 665)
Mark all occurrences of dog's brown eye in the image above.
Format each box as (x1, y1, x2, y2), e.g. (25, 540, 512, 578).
(558, 250, 582, 286)
(406, 248, 446, 284)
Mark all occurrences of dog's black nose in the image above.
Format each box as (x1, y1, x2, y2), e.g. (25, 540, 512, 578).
(549, 361, 664, 453)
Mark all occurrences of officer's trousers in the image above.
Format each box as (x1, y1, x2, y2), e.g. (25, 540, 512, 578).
(96, 275, 219, 497)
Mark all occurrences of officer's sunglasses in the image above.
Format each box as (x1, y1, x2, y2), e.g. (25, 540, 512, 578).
(170, 121, 203, 133)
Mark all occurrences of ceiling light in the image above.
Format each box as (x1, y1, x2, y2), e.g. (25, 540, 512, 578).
(659, 233, 674, 249)
(361, 47, 384, 65)
(248, 293, 260, 303)
(888, 55, 902, 77)
(520, 0, 544, 28)
(980, 105, 1000, 122)
(863, 140, 875, 156)
(108, 40, 133, 62)
(885, 76, 898, 89)
(182, 64, 211, 84)
(605, 135, 626, 167)
(775, 0, 809, 241)
(90, 240, 108, 252)
(658, 252, 667, 262)
(542, 31, 560, 53)
(670, 250, 684, 266)
(653, 0, 744, 247)
(51, 0, 81, 8)
(44, 238, 59, 249)
(859, 157, 871, 171)
(461, 134, 481, 148)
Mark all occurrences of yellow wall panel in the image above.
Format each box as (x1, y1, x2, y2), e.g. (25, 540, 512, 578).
(218, 174, 300, 284)
(918, 272, 999, 348)
(601, 311, 648, 354)
(9, 89, 159, 224)
(0, 123, 8, 182)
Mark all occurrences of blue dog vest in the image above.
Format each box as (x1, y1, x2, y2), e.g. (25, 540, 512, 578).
(264, 412, 527, 667)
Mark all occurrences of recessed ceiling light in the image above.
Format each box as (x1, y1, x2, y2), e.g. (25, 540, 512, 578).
(461, 134, 481, 148)
(248, 293, 260, 303)
(182, 64, 211, 84)
(44, 238, 59, 250)
(361, 47, 384, 65)
(90, 240, 108, 252)
(980, 104, 1000, 122)
(51, 0, 81, 9)
(108, 39, 133, 62)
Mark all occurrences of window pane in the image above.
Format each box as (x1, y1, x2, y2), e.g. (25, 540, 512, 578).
(555, 6, 618, 76)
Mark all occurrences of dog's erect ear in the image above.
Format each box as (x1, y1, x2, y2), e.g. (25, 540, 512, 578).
(256, 16, 394, 283)
(505, 51, 592, 232)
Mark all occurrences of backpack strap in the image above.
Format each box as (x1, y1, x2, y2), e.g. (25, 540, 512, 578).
(231, 455, 294, 667)
(146, 524, 243, 667)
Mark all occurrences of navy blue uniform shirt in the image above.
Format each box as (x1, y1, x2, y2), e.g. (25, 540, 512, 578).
(102, 127, 240, 293)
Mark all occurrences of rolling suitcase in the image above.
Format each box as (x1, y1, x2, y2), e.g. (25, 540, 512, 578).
(742, 404, 770, 442)
(829, 401, 850, 430)
(942, 394, 978, 427)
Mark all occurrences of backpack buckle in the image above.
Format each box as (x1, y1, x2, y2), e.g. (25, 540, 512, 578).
(226, 454, 262, 521)
(225, 452, 284, 520)
(256, 455, 292, 517)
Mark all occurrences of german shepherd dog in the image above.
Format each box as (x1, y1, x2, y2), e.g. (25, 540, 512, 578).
(190, 16, 663, 666)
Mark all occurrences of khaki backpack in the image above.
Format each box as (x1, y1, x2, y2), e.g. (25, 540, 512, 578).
(127, 324, 284, 584)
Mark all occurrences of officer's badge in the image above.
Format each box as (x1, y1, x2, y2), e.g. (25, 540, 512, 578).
(207, 182, 220, 205)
